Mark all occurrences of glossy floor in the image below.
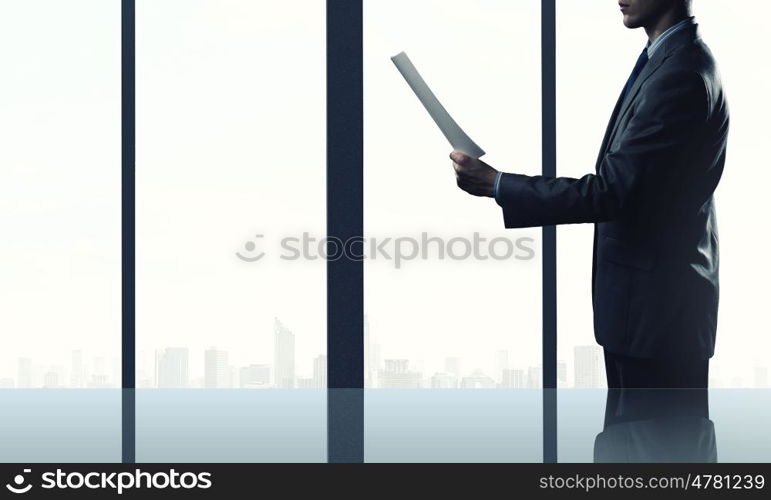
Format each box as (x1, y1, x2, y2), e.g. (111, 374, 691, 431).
(0, 389, 767, 463)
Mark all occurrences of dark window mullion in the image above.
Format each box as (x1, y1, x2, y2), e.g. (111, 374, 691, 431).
(327, 0, 364, 463)
(121, 0, 136, 464)
(541, 0, 558, 464)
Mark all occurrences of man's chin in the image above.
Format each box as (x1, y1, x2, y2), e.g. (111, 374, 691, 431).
(622, 16, 642, 29)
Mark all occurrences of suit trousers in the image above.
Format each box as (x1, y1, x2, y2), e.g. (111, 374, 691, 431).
(603, 348, 709, 389)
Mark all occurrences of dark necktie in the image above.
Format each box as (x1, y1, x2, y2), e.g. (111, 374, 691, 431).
(621, 47, 649, 102)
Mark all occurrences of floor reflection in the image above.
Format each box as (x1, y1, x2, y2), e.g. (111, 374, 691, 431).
(1, 389, 769, 463)
(594, 389, 717, 463)
(364, 389, 543, 462)
(0, 390, 121, 463)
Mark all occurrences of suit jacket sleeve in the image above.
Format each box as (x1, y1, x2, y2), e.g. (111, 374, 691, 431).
(495, 70, 709, 228)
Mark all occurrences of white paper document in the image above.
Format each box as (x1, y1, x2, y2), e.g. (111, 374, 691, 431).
(391, 51, 485, 159)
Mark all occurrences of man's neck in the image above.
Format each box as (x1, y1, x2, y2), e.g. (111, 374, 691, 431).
(645, 9, 690, 44)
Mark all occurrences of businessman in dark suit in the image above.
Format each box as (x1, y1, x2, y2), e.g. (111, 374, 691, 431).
(451, 0, 729, 388)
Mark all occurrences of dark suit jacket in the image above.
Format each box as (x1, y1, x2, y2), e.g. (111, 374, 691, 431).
(495, 22, 729, 359)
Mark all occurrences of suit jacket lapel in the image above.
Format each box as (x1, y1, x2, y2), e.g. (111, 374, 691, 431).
(600, 23, 700, 163)
(604, 54, 668, 148)
(595, 87, 627, 172)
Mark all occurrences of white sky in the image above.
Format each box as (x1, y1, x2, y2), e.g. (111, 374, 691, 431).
(0, 0, 121, 378)
(135, 0, 326, 381)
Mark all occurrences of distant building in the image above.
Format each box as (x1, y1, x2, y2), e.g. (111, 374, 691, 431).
(43, 371, 59, 388)
(17, 358, 33, 388)
(93, 357, 106, 380)
(313, 355, 327, 388)
(461, 369, 496, 389)
(557, 360, 568, 388)
(137, 377, 153, 389)
(444, 357, 462, 379)
(71, 350, 86, 388)
(430, 372, 458, 388)
(155, 348, 189, 388)
(526, 366, 542, 388)
(110, 357, 120, 389)
(205, 348, 230, 388)
(0, 378, 14, 388)
(296, 377, 314, 388)
(240, 364, 271, 388)
(379, 359, 422, 388)
(88, 373, 110, 388)
(364, 316, 381, 388)
(274, 318, 296, 388)
(753, 365, 769, 388)
(500, 368, 525, 388)
(574, 345, 602, 388)
(495, 350, 509, 384)
(709, 365, 723, 388)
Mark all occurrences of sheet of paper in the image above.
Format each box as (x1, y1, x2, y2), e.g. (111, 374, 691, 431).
(391, 51, 485, 159)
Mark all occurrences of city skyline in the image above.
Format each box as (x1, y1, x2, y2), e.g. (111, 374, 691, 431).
(2, 309, 768, 390)
(3, 330, 767, 389)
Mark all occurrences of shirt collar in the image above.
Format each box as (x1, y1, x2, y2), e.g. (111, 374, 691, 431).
(646, 16, 695, 58)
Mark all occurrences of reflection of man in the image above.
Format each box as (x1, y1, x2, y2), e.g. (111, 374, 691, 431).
(594, 389, 717, 462)
(451, 0, 728, 389)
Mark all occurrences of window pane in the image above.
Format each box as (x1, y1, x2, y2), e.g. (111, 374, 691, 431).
(136, 0, 326, 389)
(0, 0, 121, 461)
(364, 0, 542, 390)
(363, 0, 542, 462)
(0, 0, 121, 389)
(135, 0, 326, 461)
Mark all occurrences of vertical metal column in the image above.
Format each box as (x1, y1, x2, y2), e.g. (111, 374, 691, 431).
(326, 0, 364, 463)
(121, 0, 136, 464)
(541, 0, 558, 464)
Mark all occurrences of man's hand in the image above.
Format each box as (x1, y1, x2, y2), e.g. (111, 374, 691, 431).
(450, 150, 499, 198)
